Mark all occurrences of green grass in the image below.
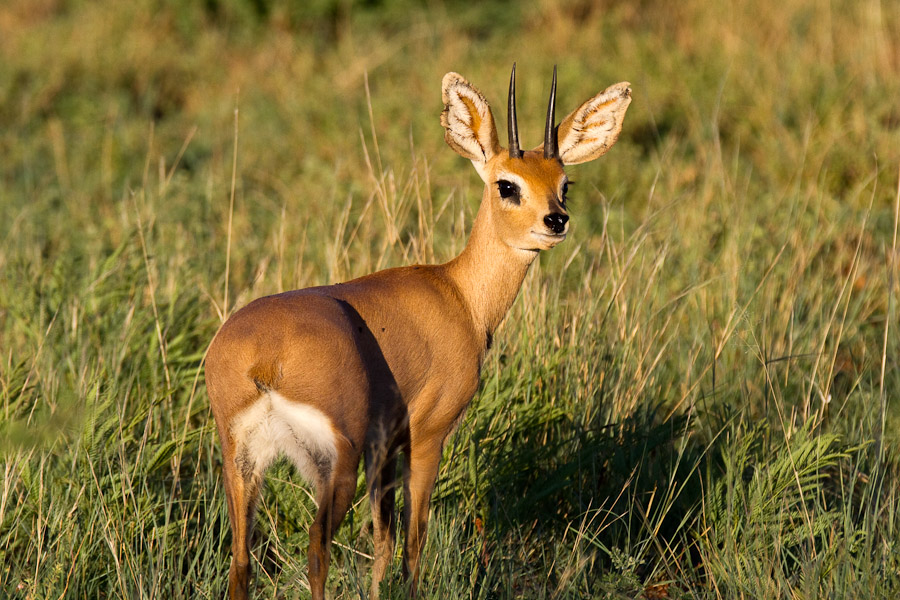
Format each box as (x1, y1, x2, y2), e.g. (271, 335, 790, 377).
(1, 0, 899, 597)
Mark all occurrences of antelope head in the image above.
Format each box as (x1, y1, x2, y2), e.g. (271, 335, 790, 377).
(441, 64, 632, 254)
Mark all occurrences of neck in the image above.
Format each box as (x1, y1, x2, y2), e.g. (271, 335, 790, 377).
(443, 188, 537, 341)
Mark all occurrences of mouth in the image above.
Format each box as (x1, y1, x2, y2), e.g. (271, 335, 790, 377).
(529, 230, 567, 248)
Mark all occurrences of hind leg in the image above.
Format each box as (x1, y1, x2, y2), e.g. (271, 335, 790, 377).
(366, 445, 398, 599)
(308, 443, 361, 600)
(222, 449, 262, 600)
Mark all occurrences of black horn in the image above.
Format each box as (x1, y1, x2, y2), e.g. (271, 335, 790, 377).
(543, 65, 559, 160)
(508, 63, 523, 159)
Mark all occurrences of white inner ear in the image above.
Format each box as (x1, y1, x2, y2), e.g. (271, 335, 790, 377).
(442, 73, 497, 164)
(559, 83, 631, 165)
(473, 160, 490, 182)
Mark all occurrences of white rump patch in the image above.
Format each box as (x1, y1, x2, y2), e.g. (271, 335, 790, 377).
(231, 391, 338, 485)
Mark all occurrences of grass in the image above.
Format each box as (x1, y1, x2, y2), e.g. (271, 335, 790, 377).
(1, 0, 899, 597)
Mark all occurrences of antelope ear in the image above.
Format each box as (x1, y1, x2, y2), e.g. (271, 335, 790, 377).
(553, 82, 632, 165)
(440, 72, 501, 164)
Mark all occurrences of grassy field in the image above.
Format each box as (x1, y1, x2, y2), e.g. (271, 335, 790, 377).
(1, 0, 899, 597)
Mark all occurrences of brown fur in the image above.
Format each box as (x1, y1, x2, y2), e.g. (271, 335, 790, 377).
(206, 69, 631, 600)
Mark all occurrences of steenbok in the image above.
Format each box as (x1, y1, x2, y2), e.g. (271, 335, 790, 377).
(206, 64, 631, 599)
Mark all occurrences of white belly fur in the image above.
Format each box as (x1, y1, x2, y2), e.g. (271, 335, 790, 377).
(231, 390, 338, 485)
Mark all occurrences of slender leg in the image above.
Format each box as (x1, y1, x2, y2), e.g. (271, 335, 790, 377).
(223, 454, 262, 600)
(366, 448, 398, 599)
(402, 440, 442, 595)
(308, 481, 333, 600)
(308, 451, 361, 600)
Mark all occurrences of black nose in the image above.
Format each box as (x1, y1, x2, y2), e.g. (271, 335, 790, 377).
(544, 212, 568, 234)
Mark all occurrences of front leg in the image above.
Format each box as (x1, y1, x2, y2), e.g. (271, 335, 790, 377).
(401, 437, 443, 595)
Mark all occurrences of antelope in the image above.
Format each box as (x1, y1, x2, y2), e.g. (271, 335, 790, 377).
(206, 65, 631, 600)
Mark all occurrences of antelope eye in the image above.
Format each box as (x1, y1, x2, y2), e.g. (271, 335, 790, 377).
(561, 181, 573, 206)
(497, 180, 520, 201)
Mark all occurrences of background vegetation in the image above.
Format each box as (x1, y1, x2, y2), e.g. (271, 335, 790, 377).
(1, 0, 898, 597)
